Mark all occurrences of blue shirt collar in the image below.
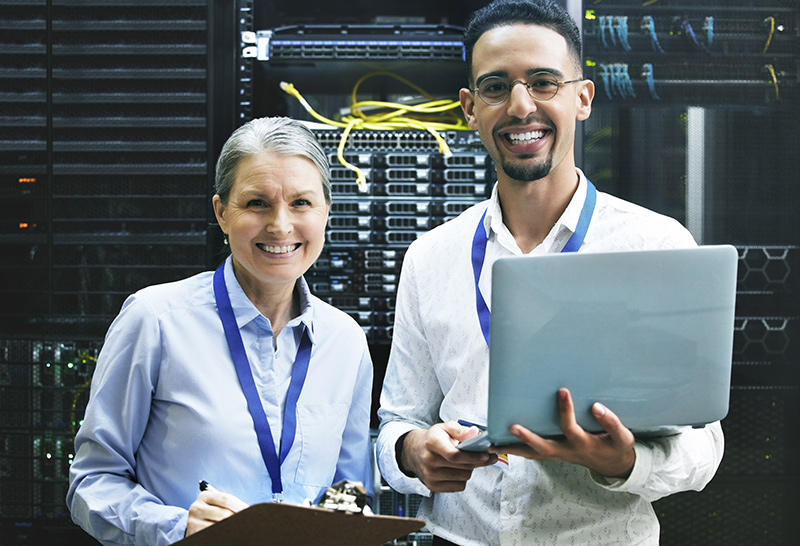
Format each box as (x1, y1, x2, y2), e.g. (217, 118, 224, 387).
(222, 255, 316, 342)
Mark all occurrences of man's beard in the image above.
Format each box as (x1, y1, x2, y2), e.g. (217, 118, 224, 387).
(500, 155, 553, 182)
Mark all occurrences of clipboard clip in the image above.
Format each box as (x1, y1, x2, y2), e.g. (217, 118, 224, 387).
(316, 480, 368, 514)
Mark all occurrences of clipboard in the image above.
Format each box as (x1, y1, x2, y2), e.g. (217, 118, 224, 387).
(174, 502, 425, 546)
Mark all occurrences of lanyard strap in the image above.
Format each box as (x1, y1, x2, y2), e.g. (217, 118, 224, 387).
(213, 264, 311, 501)
(472, 180, 597, 347)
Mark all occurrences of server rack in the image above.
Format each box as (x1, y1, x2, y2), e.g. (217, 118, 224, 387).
(581, 1, 799, 544)
(1, 0, 214, 543)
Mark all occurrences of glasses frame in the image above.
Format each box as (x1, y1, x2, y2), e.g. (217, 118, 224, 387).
(472, 72, 583, 106)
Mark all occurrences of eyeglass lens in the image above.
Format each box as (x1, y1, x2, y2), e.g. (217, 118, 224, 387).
(478, 73, 561, 104)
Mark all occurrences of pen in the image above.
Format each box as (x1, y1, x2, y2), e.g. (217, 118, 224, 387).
(199, 480, 216, 492)
(458, 419, 486, 430)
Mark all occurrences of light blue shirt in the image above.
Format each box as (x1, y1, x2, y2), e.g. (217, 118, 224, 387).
(67, 256, 374, 546)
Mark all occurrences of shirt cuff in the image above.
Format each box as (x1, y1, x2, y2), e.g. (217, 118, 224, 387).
(590, 442, 652, 491)
(377, 422, 432, 497)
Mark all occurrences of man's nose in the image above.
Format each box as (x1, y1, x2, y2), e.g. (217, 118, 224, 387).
(505, 81, 539, 119)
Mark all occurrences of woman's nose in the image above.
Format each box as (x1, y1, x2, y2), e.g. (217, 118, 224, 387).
(265, 206, 292, 234)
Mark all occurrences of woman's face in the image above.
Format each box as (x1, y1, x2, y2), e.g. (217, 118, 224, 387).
(213, 152, 329, 295)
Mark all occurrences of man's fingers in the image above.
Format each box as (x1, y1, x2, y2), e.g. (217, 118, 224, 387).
(592, 402, 634, 443)
(557, 388, 588, 439)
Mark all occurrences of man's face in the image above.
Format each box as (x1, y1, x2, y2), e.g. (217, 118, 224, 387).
(459, 23, 593, 183)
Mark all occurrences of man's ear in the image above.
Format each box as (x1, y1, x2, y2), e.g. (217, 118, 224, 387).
(576, 79, 595, 122)
(460, 87, 478, 130)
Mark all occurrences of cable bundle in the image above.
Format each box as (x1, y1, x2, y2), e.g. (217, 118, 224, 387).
(281, 71, 470, 188)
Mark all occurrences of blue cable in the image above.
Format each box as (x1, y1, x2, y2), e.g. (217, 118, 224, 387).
(643, 63, 661, 100)
(704, 16, 714, 48)
(599, 16, 609, 48)
(682, 20, 701, 48)
(607, 16, 617, 46)
(599, 64, 612, 99)
(617, 16, 632, 51)
(682, 19, 710, 53)
(612, 64, 622, 98)
(642, 16, 665, 54)
(612, 64, 626, 99)
(622, 64, 636, 98)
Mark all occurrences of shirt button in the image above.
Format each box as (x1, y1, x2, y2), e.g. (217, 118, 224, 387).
(506, 501, 517, 514)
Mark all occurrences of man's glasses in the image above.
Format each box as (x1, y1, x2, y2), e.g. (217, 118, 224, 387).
(473, 72, 583, 105)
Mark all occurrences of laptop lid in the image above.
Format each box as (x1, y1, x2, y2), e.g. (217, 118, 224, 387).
(484, 245, 737, 445)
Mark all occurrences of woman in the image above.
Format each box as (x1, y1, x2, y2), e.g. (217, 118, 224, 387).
(67, 117, 374, 545)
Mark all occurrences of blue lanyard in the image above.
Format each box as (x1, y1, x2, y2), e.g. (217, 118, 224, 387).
(472, 180, 597, 347)
(213, 264, 312, 502)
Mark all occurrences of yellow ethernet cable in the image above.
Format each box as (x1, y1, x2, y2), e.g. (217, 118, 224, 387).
(280, 72, 470, 187)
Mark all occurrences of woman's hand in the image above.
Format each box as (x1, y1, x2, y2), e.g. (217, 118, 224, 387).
(185, 486, 250, 537)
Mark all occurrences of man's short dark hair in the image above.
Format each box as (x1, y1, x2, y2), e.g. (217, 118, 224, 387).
(463, 0, 583, 86)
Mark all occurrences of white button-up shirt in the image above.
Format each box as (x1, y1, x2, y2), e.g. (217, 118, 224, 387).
(377, 170, 724, 545)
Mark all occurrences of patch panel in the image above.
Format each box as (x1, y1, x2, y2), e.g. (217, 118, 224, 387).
(360, 273, 398, 284)
(330, 200, 375, 215)
(384, 216, 443, 230)
(327, 215, 373, 230)
(384, 182, 431, 196)
(441, 182, 490, 197)
(328, 152, 371, 167)
(383, 153, 431, 167)
(441, 153, 489, 168)
(325, 296, 394, 312)
(345, 311, 395, 327)
(384, 201, 430, 215)
(259, 25, 464, 62)
(384, 230, 428, 245)
(325, 230, 372, 244)
(442, 168, 486, 182)
(363, 257, 400, 270)
(316, 129, 462, 152)
(383, 168, 431, 182)
(330, 166, 369, 182)
(362, 326, 393, 342)
(363, 282, 397, 294)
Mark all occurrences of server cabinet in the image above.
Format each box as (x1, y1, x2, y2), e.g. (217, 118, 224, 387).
(581, 1, 799, 544)
(1, 0, 214, 542)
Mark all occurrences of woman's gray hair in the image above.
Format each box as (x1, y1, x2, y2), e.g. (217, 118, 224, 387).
(214, 117, 331, 205)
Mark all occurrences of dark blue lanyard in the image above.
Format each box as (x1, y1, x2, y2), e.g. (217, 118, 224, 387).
(213, 264, 312, 502)
(472, 180, 597, 347)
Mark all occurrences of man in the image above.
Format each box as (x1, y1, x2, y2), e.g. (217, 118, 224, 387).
(376, 1, 724, 545)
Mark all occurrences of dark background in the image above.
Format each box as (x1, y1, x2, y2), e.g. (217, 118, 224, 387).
(1, 0, 797, 544)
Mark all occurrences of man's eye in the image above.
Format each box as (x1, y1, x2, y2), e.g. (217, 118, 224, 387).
(530, 78, 558, 89)
(294, 199, 311, 207)
(482, 81, 509, 94)
(247, 199, 265, 207)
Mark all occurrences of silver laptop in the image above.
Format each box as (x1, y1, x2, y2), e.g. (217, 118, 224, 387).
(459, 245, 738, 451)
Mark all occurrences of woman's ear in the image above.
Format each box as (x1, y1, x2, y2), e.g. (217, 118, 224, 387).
(212, 194, 227, 234)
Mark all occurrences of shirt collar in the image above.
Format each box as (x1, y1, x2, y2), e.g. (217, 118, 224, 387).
(483, 168, 589, 254)
(222, 255, 316, 341)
